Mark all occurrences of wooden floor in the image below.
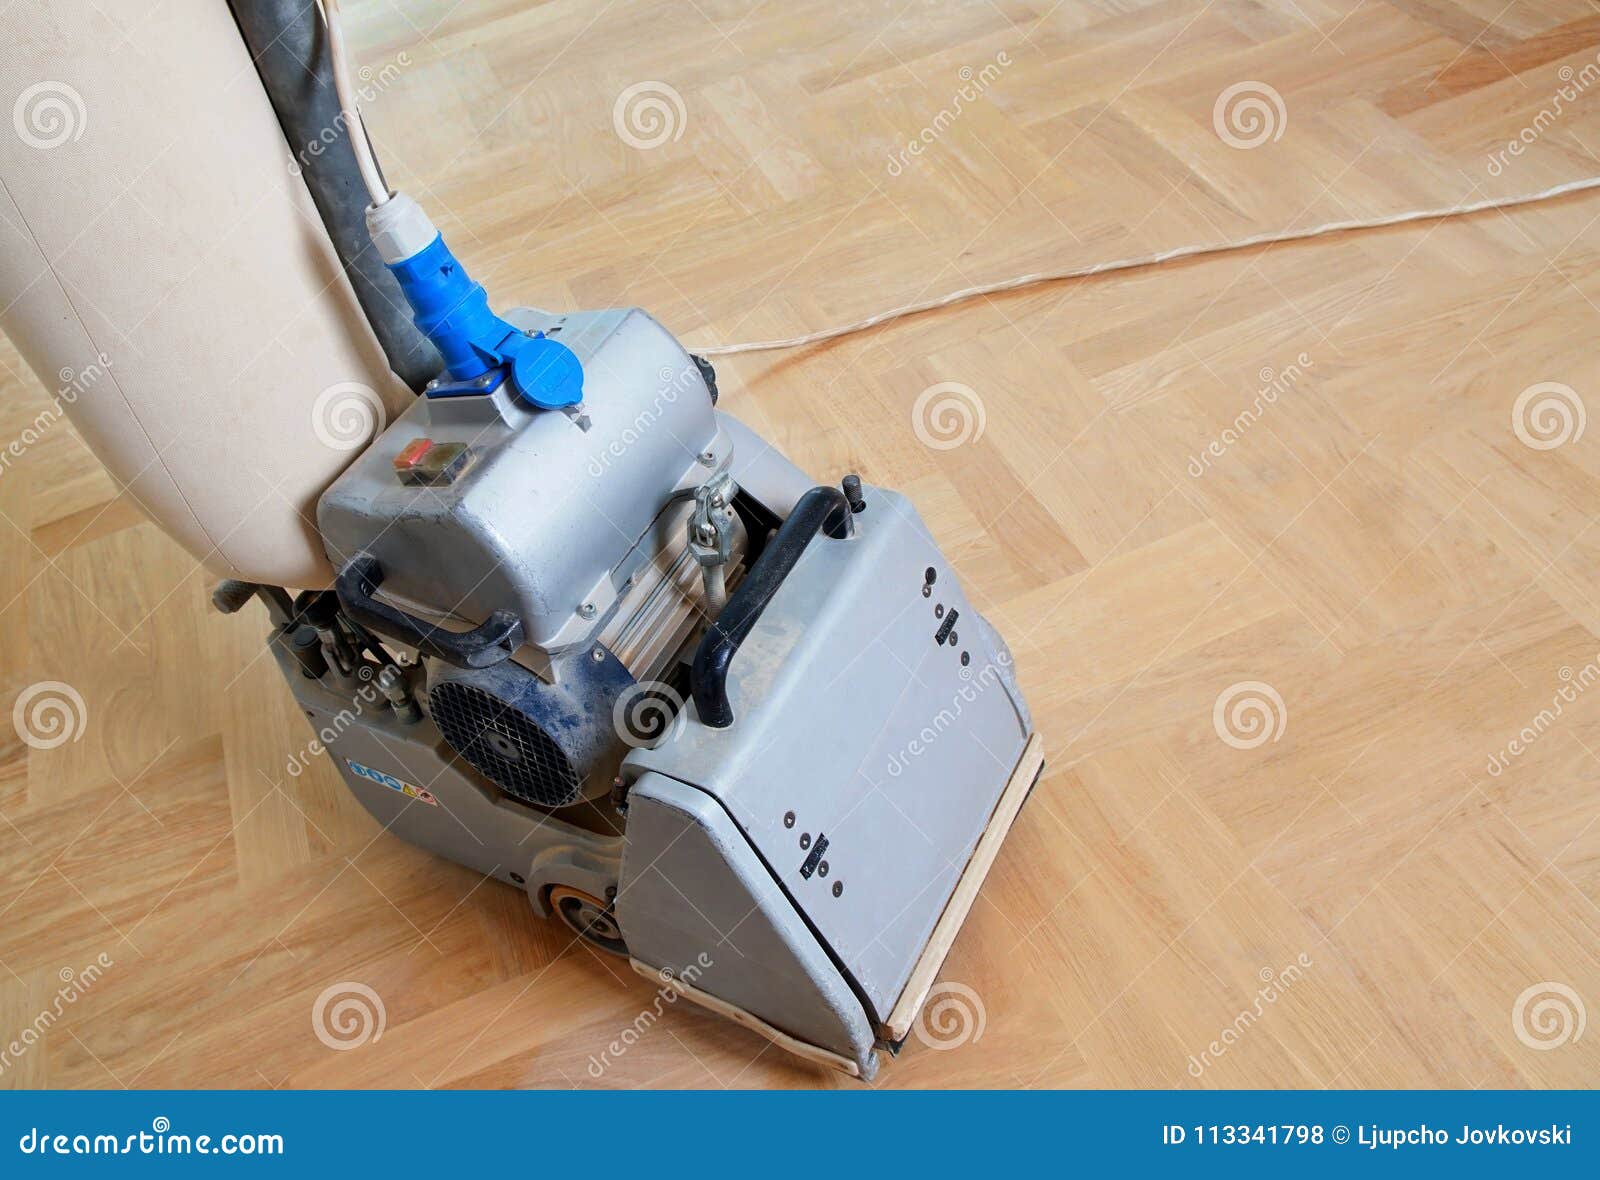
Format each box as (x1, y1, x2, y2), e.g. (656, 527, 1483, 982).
(5, 0, 1600, 1089)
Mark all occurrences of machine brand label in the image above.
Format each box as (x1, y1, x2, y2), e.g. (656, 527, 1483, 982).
(345, 759, 439, 806)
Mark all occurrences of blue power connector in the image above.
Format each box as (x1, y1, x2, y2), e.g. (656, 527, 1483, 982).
(386, 232, 583, 410)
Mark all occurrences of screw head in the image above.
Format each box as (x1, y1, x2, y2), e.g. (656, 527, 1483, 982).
(934, 603, 944, 618)
(800, 832, 812, 850)
(698, 450, 716, 466)
(591, 646, 606, 662)
(922, 584, 932, 598)
(510, 872, 526, 885)
(948, 632, 958, 647)
(832, 881, 843, 897)
(578, 602, 597, 619)
(960, 651, 970, 666)
(783, 810, 796, 828)
(818, 861, 829, 878)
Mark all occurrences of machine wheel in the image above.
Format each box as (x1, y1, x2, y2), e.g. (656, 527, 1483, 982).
(549, 886, 628, 957)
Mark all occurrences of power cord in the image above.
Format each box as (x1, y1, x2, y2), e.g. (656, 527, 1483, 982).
(311, 4, 1600, 361)
(693, 174, 1600, 356)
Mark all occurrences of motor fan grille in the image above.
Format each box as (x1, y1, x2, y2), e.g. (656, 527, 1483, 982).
(429, 679, 583, 808)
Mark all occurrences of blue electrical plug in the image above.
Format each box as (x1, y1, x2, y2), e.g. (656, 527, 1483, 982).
(369, 195, 583, 410)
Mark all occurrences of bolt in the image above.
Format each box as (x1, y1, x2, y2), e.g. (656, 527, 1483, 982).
(698, 450, 716, 466)
(578, 602, 597, 619)
(477, 373, 494, 387)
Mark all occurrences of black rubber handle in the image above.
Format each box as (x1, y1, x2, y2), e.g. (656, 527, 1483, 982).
(335, 554, 523, 669)
(692, 485, 852, 728)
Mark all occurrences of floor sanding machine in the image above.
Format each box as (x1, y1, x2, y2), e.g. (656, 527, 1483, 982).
(0, 1, 1039, 1079)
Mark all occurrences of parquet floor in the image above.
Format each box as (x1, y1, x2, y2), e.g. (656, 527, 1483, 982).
(4, 0, 1600, 1087)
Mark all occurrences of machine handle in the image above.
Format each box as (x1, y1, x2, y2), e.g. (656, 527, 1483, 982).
(691, 485, 853, 728)
(335, 554, 523, 669)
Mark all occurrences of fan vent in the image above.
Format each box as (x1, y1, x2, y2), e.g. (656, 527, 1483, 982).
(429, 679, 583, 808)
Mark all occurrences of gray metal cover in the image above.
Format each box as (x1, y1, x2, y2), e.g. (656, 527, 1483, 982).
(625, 487, 1031, 1022)
(317, 307, 722, 652)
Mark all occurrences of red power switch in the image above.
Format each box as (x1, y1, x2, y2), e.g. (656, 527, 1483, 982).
(393, 437, 434, 474)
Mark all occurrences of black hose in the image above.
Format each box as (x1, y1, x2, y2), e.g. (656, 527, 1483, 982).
(227, 0, 441, 391)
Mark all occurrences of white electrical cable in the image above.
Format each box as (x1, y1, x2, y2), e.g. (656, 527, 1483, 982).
(693, 174, 1600, 357)
(309, 1, 1599, 359)
(319, 0, 390, 207)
